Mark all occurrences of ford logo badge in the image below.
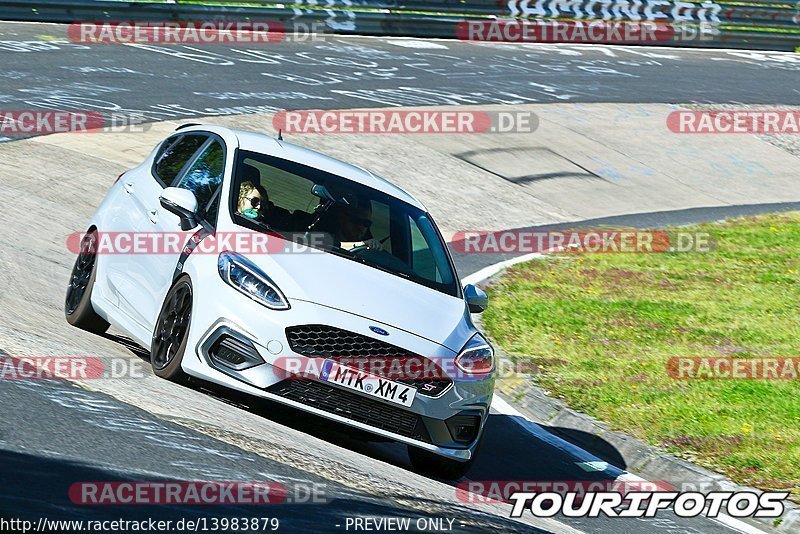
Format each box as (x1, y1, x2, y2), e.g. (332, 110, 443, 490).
(369, 326, 389, 336)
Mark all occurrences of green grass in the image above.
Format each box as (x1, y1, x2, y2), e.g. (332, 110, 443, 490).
(483, 213, 800, 500)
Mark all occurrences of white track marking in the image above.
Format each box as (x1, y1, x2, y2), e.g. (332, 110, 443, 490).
(460, 252, 544, 287)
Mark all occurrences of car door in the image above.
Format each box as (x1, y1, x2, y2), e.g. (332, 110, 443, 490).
(141, 135, 227, 329)
(110, 133, 208, 330)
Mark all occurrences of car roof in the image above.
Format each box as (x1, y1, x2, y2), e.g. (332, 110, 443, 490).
(187, 124, 425, 210)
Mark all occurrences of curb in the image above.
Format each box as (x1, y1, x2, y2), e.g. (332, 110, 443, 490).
(471, 268, 798, 532)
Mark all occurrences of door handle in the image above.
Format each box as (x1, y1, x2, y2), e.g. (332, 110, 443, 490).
(123, 181, 134, 194)
(148, 210, 159, 224)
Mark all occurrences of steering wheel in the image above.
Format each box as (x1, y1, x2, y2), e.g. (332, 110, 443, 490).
(350, 235, 390, 255)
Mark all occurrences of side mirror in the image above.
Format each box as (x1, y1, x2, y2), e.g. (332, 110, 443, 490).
(464, 283, 489, 314)
(160, 187, 198, 231)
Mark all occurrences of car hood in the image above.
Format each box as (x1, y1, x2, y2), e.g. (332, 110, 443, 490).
(249, 248, 472, 353)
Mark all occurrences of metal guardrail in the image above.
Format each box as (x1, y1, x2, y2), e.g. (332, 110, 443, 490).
(0, 0, 797, 50)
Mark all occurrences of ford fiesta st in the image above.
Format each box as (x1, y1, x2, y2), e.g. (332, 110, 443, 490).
(65, 124, 495, 478)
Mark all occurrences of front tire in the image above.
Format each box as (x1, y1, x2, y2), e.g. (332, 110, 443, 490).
(151, 277, 193, 382)
(65, 230, 109, 334)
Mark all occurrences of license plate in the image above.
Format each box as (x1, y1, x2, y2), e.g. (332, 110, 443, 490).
(319, 360, 417, 407)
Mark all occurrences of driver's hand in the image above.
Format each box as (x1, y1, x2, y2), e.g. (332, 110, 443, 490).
(363, 238, 384, 251)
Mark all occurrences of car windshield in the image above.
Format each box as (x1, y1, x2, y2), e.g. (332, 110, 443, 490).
(230, 150, 459, 297)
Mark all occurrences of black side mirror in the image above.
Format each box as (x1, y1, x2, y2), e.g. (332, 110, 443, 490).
(464, 283, 489, 314)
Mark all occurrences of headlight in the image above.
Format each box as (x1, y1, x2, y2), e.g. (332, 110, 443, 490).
(455, 333, 494, 375)
(218, 251, 290, 310)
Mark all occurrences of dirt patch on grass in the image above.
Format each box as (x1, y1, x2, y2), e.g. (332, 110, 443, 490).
(662, 435, 743, 450)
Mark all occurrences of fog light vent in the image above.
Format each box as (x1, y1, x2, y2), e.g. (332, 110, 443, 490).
(445, 414, 481, 444)
(209, 335, 264, 371)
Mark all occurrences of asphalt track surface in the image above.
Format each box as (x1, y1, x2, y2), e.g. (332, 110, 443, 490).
(0, 21, 798, 139)
(1, 21, 798, 534)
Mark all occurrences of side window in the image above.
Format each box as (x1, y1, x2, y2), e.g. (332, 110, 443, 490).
(154, 134, 207, 186)
(175, 139, 225, 221)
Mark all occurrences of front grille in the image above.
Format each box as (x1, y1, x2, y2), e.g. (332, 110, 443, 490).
(285, 324, 452, 397)
(266, 379, 431, 443)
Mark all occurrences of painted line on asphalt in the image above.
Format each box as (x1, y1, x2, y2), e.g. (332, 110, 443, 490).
(460, 252, 544, 287)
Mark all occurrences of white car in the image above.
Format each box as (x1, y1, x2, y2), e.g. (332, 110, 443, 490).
(65, 124, 495, 478)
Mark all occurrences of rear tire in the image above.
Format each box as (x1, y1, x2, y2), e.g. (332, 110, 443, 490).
(151, 277, 193, 382)
(65, 230, 109, 334)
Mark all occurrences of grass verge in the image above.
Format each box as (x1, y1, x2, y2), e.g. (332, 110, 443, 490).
(483, 213, 800, 500)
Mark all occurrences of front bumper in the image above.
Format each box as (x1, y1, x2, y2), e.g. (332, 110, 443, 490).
(181, 272, 495, 461)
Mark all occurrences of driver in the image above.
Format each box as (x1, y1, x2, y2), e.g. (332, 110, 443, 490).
(237, 181, 267, 221)
(323, 198, 383, 251)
